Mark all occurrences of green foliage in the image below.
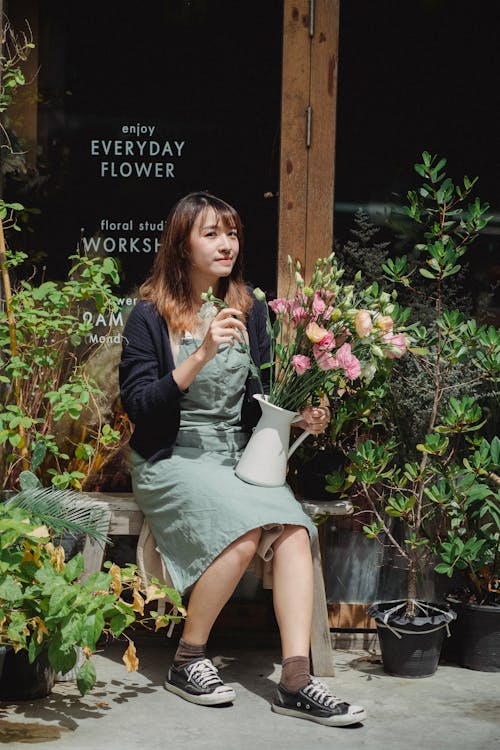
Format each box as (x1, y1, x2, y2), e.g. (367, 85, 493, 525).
(332, 153, 500, 610)
(0, 19, 34, 115)
(0, 502, 184, 695)
(0, 248, 126, 490)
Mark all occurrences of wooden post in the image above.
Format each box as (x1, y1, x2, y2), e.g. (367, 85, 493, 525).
(278, 0, 310, 296)
(306, 0, 339, 273)
(278, 0, 339, 294)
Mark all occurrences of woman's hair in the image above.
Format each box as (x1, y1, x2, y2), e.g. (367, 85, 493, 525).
(139, 191, 253, 333)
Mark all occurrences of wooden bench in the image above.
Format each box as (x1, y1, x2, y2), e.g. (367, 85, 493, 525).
(82, 491, 353, 677)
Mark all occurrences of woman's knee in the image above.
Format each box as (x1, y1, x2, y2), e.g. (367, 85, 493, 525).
(275, 524, 310, 551)
(229, 527, 262, 566)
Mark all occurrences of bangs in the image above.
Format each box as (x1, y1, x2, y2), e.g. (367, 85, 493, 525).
(198, 200, 240, 236)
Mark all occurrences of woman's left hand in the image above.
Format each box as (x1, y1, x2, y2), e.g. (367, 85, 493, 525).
(296, 406, 331, 435)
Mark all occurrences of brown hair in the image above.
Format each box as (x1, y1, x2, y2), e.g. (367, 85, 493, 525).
(139, 192, 253, 334)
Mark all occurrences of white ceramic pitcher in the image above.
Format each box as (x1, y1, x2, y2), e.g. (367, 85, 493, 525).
(235, 394, 310, 487)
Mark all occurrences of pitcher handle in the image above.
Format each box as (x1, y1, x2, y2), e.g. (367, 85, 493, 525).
(288, 415, 310, 458)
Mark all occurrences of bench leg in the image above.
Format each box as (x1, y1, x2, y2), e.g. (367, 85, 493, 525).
(310, 534, 335, 677)
(80, 506, 112, 582)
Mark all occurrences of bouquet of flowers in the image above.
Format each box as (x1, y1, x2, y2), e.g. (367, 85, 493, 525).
(202, 253, 407, 414)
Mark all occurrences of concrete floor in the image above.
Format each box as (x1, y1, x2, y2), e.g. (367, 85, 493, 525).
(0, 636, 499, 750)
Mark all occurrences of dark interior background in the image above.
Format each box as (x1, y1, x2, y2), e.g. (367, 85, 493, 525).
(334, 0, 500, 323)
(7, 0, 283, 296)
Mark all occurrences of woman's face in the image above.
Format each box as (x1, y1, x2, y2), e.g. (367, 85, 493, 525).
(188, 207, 240, 288)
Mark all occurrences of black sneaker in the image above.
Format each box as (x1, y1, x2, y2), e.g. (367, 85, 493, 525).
(164, 657, 236, 706)
(272, 678, 367, 726)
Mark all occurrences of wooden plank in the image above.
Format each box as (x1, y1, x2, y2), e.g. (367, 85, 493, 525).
(80, 503, 111, 582)
(277, 0, 311, 296)
(310, 533, 335, 676)
(305, 0, 340, 277)
(328, 602, 377, 630)
(86, 491, 144, 535)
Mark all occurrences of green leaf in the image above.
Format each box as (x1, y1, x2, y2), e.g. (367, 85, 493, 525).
(64, 553, 85, 582)
(77, 658, 96, 696)
(434, 563, 453, 577)
(419, 267, 437, 279)
(31, 441, 48, 472)
(48, 584, 74, 616)
(19, 470, 43, 491)
(81, 611, 105, 649)
(52, 644, 78, 676)
(0, 575, 22, 603)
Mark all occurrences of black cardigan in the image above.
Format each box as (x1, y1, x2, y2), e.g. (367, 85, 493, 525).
(119, 295, 270, 462)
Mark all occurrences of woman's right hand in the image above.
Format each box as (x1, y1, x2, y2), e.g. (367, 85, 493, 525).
(197, 308, 246, 363)
(172, 308, 246, 392)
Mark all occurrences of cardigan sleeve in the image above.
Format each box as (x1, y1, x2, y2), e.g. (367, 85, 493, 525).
(119, 302, 185, 425)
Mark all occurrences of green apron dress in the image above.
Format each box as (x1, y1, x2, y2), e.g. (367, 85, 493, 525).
(130, 334, 317, 594)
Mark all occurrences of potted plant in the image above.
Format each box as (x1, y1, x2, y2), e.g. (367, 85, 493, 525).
(326, 153, 500, 676)
(0, 491, 184, 699)
(432, 432, 500, 671)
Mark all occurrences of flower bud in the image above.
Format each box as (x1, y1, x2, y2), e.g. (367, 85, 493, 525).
(361, 361, 377, 383)
(329, 308, 342, 322)
(253, 287, 266, 302)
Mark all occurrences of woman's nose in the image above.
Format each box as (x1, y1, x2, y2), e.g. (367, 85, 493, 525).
(220, 234, 231, 250)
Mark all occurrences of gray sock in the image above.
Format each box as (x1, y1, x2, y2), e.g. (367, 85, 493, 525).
(173, 638, 207, 668)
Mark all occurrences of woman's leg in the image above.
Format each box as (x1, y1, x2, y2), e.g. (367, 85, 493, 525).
(181, 526, 263, 644)
(270, 525, 367, 726)
(166, 528, 263, 705)
(272, 524, 313, 659)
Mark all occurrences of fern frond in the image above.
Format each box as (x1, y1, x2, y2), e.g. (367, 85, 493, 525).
(6, 488, 111, 544)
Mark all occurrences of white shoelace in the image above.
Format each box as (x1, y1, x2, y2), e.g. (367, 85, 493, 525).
(302, 679, 345, 708)
(185, 658, 222, 689)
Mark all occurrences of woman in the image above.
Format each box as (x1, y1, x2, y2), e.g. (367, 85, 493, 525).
(119, 192, 366, 727)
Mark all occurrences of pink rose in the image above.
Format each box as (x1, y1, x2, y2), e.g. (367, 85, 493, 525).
(318, 331, 336, 350)
(335, 342, 362, 380)
(292, 354, 311, 375)
(355, 309, 373, 338)
(313, 345, 338, 371)
(269, 297, 289, 315)
(377, 315, 394, 334)
(306, 322, 329, 342)
(383, 332, 407, 359)
(312, 291, 326, 318)
(292, 304, 307, 325)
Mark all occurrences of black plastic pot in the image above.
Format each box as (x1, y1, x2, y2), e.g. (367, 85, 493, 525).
(444, 599, 500, 672)
(0, 646, 56, 700)
(368, 600, 456, 678)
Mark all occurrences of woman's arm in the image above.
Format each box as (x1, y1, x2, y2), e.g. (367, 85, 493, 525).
(119, 304, 184, 424)
(171, 307, 246, 391)
(119, 303, 246, 422)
